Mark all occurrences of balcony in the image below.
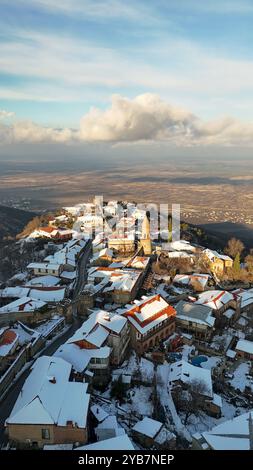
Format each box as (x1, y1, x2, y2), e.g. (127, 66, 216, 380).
(139, 317, 175, 343)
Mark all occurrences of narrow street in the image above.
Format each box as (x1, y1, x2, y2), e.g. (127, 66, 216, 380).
(73, 240, 92, 300)
(0, 241, 92, 447)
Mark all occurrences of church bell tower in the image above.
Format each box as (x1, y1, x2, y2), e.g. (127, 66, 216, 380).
(139, 214, 152, 255)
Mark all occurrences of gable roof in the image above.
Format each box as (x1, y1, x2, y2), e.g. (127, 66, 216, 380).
(77, 434, 134, 450)
(124, 294, 176, 334)
(176, 300, 215, 327)
(68, 310, 126, 347)
(196, 290, 234, 310)
(0, 297, 47, 313)
(132, 417, 163, 438)
(197, 411, 253, 450)
(7, 356, 90, 428)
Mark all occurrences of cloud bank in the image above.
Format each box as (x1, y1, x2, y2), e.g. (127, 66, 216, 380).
(1, 93, 253, 146)
(0, 109, 15, 119)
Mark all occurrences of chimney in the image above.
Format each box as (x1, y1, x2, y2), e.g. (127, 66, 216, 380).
(48, 376, 56, 384)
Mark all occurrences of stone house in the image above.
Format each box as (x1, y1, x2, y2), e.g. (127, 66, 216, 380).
(202, 249, 233, 274)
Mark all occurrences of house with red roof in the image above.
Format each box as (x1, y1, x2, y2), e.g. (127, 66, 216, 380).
(123, 294, 176, 355)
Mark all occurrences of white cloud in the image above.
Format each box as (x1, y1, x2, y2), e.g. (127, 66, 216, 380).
(2, 28, 253, 106)
(79, 94, 253, 146)
(79, 93, 195, 142)
(0, 109, 15, 119)
(1, 94, 253, 147)
(0, 119, 75, 144)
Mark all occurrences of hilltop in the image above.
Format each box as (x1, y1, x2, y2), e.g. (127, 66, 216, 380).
(0, 205, 36, 241)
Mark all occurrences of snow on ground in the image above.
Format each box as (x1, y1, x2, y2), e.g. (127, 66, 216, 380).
(157, 363, 192, 442)
(124, 386, 153, 417)
(210, 332, 233, 352)
(180, 344, 195, 361)
(98, 385, 153, 427)
(200, 356, 222, 370)
(182, 399, 246, 436)
(230, 362, 253, 393)
(114, 352, 154, 382)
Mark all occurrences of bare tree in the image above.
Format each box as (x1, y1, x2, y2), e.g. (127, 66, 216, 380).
(174, 379, 208, 425)
(225, 238, 244, 259)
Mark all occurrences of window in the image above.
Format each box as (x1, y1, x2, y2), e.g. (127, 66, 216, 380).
(42, 429, 50, 440)
(90, 357, 108, 365)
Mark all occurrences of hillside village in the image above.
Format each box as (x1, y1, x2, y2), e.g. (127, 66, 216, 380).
(0, 200, 253, 451)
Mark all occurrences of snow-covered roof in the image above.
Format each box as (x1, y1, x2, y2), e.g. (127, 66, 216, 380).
(176, 300, 215, 327)
(169, 360, 213, 397)
(236, 339, 253, 355)
(54, 343, 91, 372)
(7, 356, 90, 428)
(55, 342, 110, 373)
(86, 324, 109, 348)
(204, 249, 233, 263)
(163, 240, 197, 252)
(90, 405, 109, 423)
(0, 287, 30, 299)
(233, 288, 253, 309)
(167, 251, 192, 259)
(45, 251, 76, 267)
(60, 270, 76, 280)
(173, 273, 210, 289)
(28, 287, 65, 303)
(97, 310, 127, 334)
(132, 417, 163, 438)
(196, 290, 234, 310)
(0, 297, 47, 313)
(93, 248, 113, 260)
(97, 415, 125, 436)
(226, 349, 237, 359)
(10, 323, 39, 345)
(0, 285, 65, 303)
(126, 256, 150, 270)
(76, 434, 134, 450)
(124, 294, 176, 335)
(88, 267, 141, 293)
(199, 411, 253, 450)
(0, 329, 19, 357)
(68, 310, 126, 347)
(27, 262, 61, 271)
(26, 275, 61, 287)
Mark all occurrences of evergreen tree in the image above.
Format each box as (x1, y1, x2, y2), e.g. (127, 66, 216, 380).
(234, 253, 241, 272)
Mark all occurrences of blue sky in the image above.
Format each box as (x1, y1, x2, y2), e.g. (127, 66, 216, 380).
(1, 0, 253, 146)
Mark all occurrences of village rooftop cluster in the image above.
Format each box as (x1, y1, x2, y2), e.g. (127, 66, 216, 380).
(0, 199, 253, 451)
